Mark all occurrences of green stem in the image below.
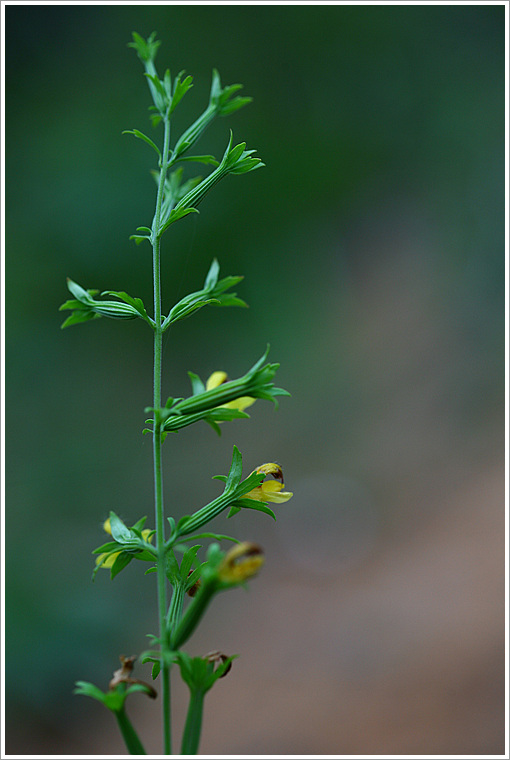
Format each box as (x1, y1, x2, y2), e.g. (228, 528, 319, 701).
(171, 580, 217, 650)
(181, 689, 205, 755)
(152, 115, 173, 755)
(115, 707, 147, 755)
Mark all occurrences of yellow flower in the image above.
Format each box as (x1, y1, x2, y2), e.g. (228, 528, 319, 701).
(244, 463, 293, 503)
(96, 518, 153, 569)
(217, 542, 265, 584)
(206, 371, 256, 412)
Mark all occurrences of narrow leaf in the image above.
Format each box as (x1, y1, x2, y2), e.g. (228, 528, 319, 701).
(110, 551, 133, 579)
(122, 129, 161, 161)
(225, 445, 243, 491)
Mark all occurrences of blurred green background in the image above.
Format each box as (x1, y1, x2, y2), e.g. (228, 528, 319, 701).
(5, 3, 505, 755)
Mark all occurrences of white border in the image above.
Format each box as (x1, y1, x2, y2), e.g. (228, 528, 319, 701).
(1, 2, 508, 759)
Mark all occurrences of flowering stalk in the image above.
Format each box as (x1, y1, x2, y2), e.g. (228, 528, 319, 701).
(67, 32, 293, 756)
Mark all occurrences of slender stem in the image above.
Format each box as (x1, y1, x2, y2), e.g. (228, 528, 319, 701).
(115, 707, 147, 755)
(152, 115, 173, 755)
(181, 689, 206, 755)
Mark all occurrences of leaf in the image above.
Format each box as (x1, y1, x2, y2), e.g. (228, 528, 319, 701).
(132, 515, 148, 532)
(108, 511, 132, 543)
(74, 681, 108, 704)
(188, 371, 205, 396)
(225, 445, 243, 491)
(179, 545, 202, 580)
(66, 278, 94, 303)
(101, 290, 153, 326)
(60, 311, 101, 329)
(175, 155, 219, 166)
(179, 531, 239, 544)
(230, 498, 276, 520)
(122, 129, 161, 162)
(220, 96, 253, 116)
(163, 68, 172, 98)
(159, 206, 199, 235)
(144, 72, 167, 99)
(164, 297, 219, 326)
(165, 549, 180, 581)
(204, 258, 220, 289)
(110, 551, 133, 579)
(129, 234, 151, 246)
(128, 31, 161, 65)
(170, 72, 194, 115)
(92, 541, 121, 555)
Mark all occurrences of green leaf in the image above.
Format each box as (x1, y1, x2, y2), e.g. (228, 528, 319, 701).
(170, 72, 194, 115)
(60, 311, 101, 329)
(164, 296, 219, 326)
(188, 371, 205, 395)
(159, 206, 199, 234)
(163, 68, 172, 98)
(225, 445, 243, 491)
(66, 278, 93, 303)
(110, 551, 133, 579)
(60, 279, 147, 325)
(165, 549, 180, 582)
(74, 680, 109, 705)
(128, 31, 161, 65)
(179, 545, 202, 581)
(161, 260, 246, 331)
(122, 129, 161, 162)
(129, 234, 151, 246)
(204, 258, 220, 289)
(175, 155, 219, 166)
(92, 541, 121, 555)
(101, 290, 153, 326)
(220, 96, 253, 116)
(184, 532, 240, 543)
(109, 512, 132, 543)
(144, 72, 167, 100)
(132, 515, 148, 532)
(229, 498, 276, 520)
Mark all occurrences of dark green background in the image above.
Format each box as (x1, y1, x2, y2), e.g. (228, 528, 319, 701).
(5, 3, 505, 755)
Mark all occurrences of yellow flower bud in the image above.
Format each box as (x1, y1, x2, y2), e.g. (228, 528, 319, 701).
(244, 463, 293, 504)
(217, 542, 264, 584)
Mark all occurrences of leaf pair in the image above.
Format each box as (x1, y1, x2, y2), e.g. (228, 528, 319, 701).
(60, 279, 153, 329)
(156, 132, 264, 237)
(160, 347, 289, 434)
(162, 257, 246, 330)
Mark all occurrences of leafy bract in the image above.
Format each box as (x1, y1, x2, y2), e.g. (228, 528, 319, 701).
(59, 279, 154, 329)
(161, 258, 247, 330)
